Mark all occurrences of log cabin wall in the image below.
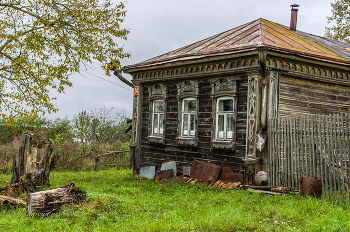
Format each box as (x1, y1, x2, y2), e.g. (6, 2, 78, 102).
(279, 75, 350, 116)
(138, 75, 248, 174)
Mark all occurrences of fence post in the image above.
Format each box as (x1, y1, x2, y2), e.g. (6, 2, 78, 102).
(95, 156, 100, 172)
(117, 152, 121, 170)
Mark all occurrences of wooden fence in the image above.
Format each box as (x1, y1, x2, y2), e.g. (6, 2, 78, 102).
(268, 113, 350, 203)
(95, 151, 129, 171)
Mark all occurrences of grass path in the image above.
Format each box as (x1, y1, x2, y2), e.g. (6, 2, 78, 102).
(0, 169, 349, 231)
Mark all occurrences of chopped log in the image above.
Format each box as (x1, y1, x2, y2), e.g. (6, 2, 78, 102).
(247, 189, 285, 196)
(27, 184, 86, 216)
(0, 195, 27, 207)
(11, 131, 57, 192)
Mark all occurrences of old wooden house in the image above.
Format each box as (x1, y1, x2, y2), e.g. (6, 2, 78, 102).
(123, 6, 350, 184)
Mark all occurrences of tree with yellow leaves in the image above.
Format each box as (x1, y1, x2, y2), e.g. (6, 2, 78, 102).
(0, 0, 130, 123)
(325, 0, 350, 42)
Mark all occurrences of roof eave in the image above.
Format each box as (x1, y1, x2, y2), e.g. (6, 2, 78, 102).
(123, 46, 260, 73)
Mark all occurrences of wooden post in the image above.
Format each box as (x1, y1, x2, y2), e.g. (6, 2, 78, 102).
(117, 152, 121, 170)
(95, 156, 100, 172)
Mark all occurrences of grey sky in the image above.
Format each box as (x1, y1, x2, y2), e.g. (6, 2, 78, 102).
(46, 0, 333, 120)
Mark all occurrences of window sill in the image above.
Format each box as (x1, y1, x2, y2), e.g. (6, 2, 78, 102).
(177, 137, 197, 146)
(212, 140, 235, 150)
(148, 135, 164, 144)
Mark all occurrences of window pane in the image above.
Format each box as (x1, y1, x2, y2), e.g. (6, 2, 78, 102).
(190, 114, 195, 136)
(183, 114, 189, 136)
(218, 99, 233, 112)
(159, 114, 164, 135)
(154, 101, 164, 112)
(227, 114, 233, 139)
(184, 100, 196, 111)
(153, 114, 158, 134)
(218, 114, 224, 138)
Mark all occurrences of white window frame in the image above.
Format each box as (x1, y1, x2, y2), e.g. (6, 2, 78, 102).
(181, 97, 197, 137)
(152, 100, 165, 136)
(215, 96, 235, 140)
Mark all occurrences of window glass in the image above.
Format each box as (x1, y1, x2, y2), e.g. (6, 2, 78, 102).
(218, 99, 233, 112)
(152, 100, 164, 135)
(159, 114, 164, 134)
(216, 97, 234, 140)
(190, 114, 195, 135)
(184, 100, 196, 111)
(153, 114, 159, 134)
(227, 114, 233, 139)
(154, 101, 164, 112)
(183, 114, 189, 136)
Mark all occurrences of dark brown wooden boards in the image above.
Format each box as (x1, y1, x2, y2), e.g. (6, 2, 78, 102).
(11, 131, 57, 191)
(27, 184, 86, 216)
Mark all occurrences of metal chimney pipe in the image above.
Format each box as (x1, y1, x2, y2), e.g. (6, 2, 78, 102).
(290, 4, 300, 31)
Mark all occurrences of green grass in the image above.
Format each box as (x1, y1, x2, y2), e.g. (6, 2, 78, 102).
(1, 169, 350, 231)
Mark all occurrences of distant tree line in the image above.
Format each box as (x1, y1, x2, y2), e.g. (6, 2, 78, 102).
(0, 107, 131, 145)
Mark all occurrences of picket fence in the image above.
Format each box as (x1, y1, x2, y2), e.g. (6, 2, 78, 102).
(268, 113, 350, 203)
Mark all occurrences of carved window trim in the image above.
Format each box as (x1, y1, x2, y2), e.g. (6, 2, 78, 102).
(148, 84, 167, 145)
(210, 77, 238, 150)
(177, 80, 199, 146)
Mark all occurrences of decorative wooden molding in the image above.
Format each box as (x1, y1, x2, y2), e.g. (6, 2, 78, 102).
(177, 80, 199, 98)
(268, 71, 280, 119)
(266, 59, 350, 83)
(246, 73, 259, 159)
(133, 59, 259, 81)
(132, 58, 350, 87)
(149, 84, 168, 100)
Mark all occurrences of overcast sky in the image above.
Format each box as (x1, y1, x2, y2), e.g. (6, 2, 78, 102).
(46, 0, 334, 120)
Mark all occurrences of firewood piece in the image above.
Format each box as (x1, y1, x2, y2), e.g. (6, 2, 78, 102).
(27, 184, 86, 216)
(0, 195, 27, 207)
(11, 131, 57, 191)
(247, 189, 285, 196)
(270, 187, 292, 193)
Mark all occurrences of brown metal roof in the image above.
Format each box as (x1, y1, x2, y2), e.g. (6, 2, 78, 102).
(124, 18, 350, 71)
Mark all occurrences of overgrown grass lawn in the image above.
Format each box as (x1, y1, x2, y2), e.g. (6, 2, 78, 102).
(0, 169, 350, 231)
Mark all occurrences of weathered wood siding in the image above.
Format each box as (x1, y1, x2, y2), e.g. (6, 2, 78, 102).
(279, 75, 350, 116)
(139, 76, 248, 173)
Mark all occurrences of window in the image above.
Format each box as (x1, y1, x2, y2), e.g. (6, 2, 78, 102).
(216, 97, 234, 140)
(176, 80, 199, 146)
(181, 98, 196, 137)
(152, 100, 165, 135)
(210, 77, 238, 150)
(148, 84, 167, 145)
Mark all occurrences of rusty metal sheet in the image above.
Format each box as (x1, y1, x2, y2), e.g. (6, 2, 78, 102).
(202, 164, 221, 183)
(189, 161, 207, 181)
(218, 167, 237, 183)
(156, 169, 174, 180)
(160, 177, 187, 185)
(190, 161, 221, 182)
(300, 176, 322, 198)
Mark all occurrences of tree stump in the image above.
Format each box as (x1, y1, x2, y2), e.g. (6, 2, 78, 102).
(27, 184, 86, 216)
(10, 131, 57, 192)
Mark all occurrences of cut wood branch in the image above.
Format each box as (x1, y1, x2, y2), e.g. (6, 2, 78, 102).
(248, 189, 286, 196)
(0, 195, 27, 207)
